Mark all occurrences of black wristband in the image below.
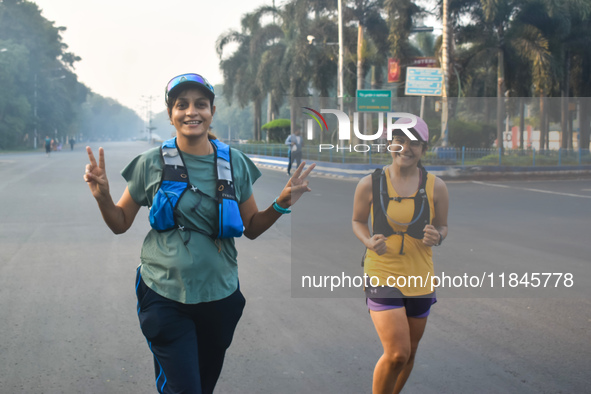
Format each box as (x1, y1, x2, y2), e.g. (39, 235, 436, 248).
(435, 232, 443, 246)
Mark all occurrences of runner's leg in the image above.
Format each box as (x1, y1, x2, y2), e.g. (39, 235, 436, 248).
(392, 316, 429, 393)
(137, 275, 201, 393)
(370, 308, 411, 394)
(193, 288, 246, 394)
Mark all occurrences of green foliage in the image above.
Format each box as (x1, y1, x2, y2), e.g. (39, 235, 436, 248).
(0, 39, 31, 149)
(261, 118, 291, 142)
(0, 0, 147, 149)
(210, 84, 256, 141)
(448, 119, 496, 148)
(261, 118, 291, 129)
(0, 0, 90, 149)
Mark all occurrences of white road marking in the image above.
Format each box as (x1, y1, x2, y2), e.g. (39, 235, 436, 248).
(472, 181, 591, 199)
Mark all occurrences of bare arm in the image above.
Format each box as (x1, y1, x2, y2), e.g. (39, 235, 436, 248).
(352, 175, 387, 255)
(241, 162, 315, 240)
(422, 176, 449, 246)
(84, 147, 141, 234)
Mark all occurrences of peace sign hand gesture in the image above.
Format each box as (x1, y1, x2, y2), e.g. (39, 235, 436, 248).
(277, 161, 316, 208)
(84, 146, 110, 202)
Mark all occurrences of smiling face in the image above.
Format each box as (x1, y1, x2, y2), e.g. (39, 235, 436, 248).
(390, 135, 427, 168)
(168, 87, 216, 141)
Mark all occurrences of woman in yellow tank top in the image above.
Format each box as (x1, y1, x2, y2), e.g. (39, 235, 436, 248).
(352, 116, 449, 394)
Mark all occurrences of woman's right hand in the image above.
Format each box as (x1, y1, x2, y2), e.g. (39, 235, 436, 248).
(367, 234, 387, 255)
(84, 146, 110, 201)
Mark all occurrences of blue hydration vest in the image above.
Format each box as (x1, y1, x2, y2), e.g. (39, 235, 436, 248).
(149, 137, 243, 238)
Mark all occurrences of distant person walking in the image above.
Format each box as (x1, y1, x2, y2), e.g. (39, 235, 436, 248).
(352, 116, 449, 394)
(44, 136, 51, 156)
(69, 137, 75, 151)
(84, 72, 315, 394)
(285, 128, 303, 176)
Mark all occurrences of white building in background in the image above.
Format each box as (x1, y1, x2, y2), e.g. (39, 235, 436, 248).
(501, 127, 588, 151)
(499, 101, 589, 150)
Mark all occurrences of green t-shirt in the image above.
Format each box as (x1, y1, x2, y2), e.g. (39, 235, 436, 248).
(121, 144, 261, 304)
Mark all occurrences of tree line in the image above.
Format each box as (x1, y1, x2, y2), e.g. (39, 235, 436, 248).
(0, 0, 141, 151)
(216, 0, 591, 150)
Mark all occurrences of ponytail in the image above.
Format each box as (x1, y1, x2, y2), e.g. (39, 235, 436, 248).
(417, 160, 425, 172)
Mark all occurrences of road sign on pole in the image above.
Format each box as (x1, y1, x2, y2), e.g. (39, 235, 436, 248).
(405, 67, 443, 96)
(356, 90, 392, 112)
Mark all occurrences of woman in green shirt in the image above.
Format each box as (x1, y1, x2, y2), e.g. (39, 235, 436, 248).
(84, 73, 314, 394)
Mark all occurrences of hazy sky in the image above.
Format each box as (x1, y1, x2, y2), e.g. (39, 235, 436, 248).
(32, 0, 273, 115)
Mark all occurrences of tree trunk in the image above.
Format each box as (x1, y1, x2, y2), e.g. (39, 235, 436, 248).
(267, 92, 272, 124)
(254, 98, 262, 141)
(319, 96, 327, 144)
(580, 99, 590, 151)
(561, 50, 569, 149)
(544, 98, 550, 150)
(289, 76, 297, 139)
(539, 94, 546, 151)
(566, 52, 572, 150)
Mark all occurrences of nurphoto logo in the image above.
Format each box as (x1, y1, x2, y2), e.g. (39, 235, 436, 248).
(302, 108, 419, 153)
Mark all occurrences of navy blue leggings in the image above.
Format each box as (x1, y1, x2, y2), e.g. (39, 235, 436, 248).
(135, 269, 245, 394)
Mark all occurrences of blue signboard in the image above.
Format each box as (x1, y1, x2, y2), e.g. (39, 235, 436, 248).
(405, 67, 443, 96)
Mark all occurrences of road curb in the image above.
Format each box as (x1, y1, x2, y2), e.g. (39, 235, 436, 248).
(247, 154, 591, 181)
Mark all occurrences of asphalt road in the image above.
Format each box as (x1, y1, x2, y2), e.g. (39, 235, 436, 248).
(0, 141, 589, 393)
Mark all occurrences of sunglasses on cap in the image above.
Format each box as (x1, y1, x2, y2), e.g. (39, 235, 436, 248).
(165, 73, 215, 101)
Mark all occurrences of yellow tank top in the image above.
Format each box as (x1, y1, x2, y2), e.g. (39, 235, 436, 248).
(364, 167, 436, 296)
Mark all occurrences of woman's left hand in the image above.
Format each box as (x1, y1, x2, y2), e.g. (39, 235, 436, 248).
(422, 224, 441, 247)
(276, 162, 316, 208)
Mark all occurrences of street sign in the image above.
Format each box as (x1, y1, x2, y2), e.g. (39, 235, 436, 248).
(356, 89, 392, 112)
(405, 67, 443, 96)
(410, 57, 437, 67)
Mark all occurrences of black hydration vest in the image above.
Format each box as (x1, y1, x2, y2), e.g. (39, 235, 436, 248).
(370, 166, 430, 255)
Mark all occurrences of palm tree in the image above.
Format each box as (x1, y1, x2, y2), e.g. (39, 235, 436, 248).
(568, 10, 591, 151)
(451, 0, 561, 153)
(217, 9, 280, 141)
(384, 0, 425, 98)
(544, 0, 591, 149)
(268, 0, 323, 135)
(342, 0, 388, 91)
(515, 0, 591, 150)
(505, 14, 554, 149)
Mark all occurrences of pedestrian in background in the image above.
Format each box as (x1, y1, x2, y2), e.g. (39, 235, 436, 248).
(285, 128, 303, 176)
(84, 72, 315, 394)
(44, 136, 51, 156)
